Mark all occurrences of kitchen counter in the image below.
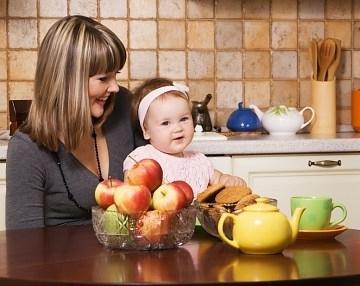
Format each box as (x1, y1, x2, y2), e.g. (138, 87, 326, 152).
(188, 132, 360, 155)
(1, 132, 360, 161)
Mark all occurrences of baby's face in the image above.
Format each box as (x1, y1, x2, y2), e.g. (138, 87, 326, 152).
(143, 95, 194, 156)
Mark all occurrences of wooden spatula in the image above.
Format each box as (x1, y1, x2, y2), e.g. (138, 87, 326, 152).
(326, 39, 341, 81)
(318, 38, 336, 81)
(309, 39, 318, 80)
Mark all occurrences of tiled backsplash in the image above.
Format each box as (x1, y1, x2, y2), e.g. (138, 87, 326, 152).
(1, 0, 360, 129)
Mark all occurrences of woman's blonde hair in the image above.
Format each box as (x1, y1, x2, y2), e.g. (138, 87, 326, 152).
(23, 15, 126, 151)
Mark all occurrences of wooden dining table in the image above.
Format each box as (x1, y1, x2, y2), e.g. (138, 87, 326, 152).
(0, 224, 359, 286)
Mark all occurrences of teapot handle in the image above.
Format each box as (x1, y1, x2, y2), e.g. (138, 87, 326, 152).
(299, 107, 315, 130)
(217, 213, 239, 249)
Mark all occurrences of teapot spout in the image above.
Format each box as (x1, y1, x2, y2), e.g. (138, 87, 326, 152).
(289, 207, 306, 243)
(249, 104, 263, 120)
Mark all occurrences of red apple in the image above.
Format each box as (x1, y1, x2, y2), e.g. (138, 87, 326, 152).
(136, 210, 173, 243)
(94, 178, 123, 209)
(114, 183, 151, 215)
(152, 183, 187, 211)
(125, 159, 163, 192)
(172, 180, 194, 206)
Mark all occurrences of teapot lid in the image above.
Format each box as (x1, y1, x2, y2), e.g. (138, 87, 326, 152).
(243, 197, 279, 212)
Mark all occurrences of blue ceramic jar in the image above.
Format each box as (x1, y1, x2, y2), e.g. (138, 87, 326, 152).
(226, 102, 262, 132)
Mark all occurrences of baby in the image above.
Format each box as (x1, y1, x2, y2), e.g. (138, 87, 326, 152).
(123, 78, 246, 197)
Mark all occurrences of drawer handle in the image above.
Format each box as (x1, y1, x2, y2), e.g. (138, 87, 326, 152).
(308, 160, 341, 167)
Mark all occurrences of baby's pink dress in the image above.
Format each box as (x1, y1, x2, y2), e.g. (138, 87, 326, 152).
(123, 144, 214, 197)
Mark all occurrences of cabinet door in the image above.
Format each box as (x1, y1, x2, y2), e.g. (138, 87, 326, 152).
(232, 154, 360, 229)
(0, 162, 6, 230)
(207, 156, 232, 175)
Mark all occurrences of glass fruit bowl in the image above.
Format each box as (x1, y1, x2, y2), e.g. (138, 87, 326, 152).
(195, 198, 277, 238)
(92, 205, 196, 250)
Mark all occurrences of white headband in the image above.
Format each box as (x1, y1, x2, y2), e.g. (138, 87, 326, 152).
(138, 83, 189, 134)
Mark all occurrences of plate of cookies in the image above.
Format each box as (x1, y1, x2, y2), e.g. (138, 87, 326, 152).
(194, 184, 276, 238)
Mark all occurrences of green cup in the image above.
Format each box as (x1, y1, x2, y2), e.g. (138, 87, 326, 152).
(290, 196, 347, 230)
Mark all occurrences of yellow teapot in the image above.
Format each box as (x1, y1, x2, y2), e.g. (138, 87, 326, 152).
(217, 198, 305, 254)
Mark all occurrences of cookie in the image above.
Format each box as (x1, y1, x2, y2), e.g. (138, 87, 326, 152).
(215, 186, 252, 204)
(196, 183, 225, 203)
(234, 193, 260, 210)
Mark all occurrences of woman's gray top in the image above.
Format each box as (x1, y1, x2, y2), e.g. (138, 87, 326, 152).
(6, 87, 145, 229)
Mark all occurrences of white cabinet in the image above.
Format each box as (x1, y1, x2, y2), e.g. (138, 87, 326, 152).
(0, 162, 5, 230)
(207, 156, 232, 175)
(232, 153, 360, 229)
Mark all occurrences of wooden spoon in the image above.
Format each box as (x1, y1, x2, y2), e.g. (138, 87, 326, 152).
(326, 39, 341, 81)
(318, 38, 336, 81)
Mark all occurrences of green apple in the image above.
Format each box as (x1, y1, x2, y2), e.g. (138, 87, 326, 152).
(103, 204, 129, 235)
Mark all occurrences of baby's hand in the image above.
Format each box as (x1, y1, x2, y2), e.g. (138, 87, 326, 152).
(218, 174, 247, 187)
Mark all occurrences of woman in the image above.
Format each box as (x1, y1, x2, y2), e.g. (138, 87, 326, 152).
(6, 15, 144, 229)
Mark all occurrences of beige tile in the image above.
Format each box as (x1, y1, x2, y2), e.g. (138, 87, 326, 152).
(299, 50, 312, 79)
(271, 0, 297, 19)
(187, 21, 214, 49)
(159, 51, 186, 79)
(129, 0, 156, 18)
(272, 51, 297, 79)
(336, 80, 351, 108)
(216, 108, 234, 128)
(216, 21, 242, 49)
(129, 20, 157, 49)
(299, 0, 324, 20)
(0, 82, 6, 112)
(299, 80, 311, 107)
(8, 0, 37, 17)
(244, 21, 269, 49)
(0, 112, 7, 129)
(354, 22, 360, 49)
(8, 51, 38, 80)
(159, 21, 185, 49)
(100, 0, 127, 17)
(8, 81, 34, 100)
(244, 81, 270, 108)
(216, 0, 242, 19)
(39, 0, 67, 17)
(8, 19, 37, 49)
(188, 51, 214, 79)
(325, 0, 351, 19)
(70, 0, 97, 17)
(116, 61, 128, 80)
(337, 109, 350, 125)
(216, 81, 243, 108)
(101, 19, 128, 48)
(0, 19, 6, 49)
(0, 0, 7, 17)
(0, 51, 6, 80)
(325, 21, 351, 49)
(338, 50, 351, 79)
(355, 0, 360, 19)
(243, 0, 269, 19)
(244, 51, 270, 79)
(353, 79, 360, 90)
(187, 0, 214, 19)
(187, 81, 215, 106)
(216, 52, 242, 79)
(39, 19, 57, 44)
(272, 21, 297, 49)
(298, 21, 324, 49)
(129, 51, 157, 79)
(271, 80, 298, 107)
(352, 51, 360, 78)
(159, 0, 185, 19)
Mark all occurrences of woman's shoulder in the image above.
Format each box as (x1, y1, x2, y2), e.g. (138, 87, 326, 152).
(8, 130, 47, 158)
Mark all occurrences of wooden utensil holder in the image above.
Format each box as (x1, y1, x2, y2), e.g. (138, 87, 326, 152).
(311, 79, 336, 135)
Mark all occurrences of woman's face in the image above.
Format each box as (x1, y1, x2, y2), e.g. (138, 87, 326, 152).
(143, 95, 194, 157)
(88, 72, 119, 118)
